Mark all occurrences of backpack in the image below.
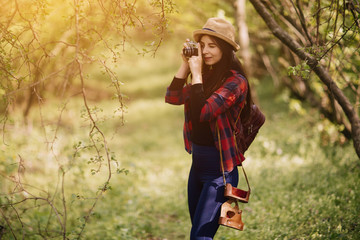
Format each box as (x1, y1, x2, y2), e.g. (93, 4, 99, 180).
(226, 104, 265, 154)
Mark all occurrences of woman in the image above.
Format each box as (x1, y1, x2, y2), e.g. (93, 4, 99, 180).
(165, 17, 252, 239)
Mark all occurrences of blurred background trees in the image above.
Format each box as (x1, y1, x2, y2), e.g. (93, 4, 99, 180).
(0, 0, 173, 120)
(1, 0, 359, 159)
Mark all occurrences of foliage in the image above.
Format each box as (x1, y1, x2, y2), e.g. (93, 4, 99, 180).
(0, 0, 175, 239)
(0, 0, 174, 115)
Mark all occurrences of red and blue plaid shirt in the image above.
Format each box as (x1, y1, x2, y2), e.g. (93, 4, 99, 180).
(165, 70, 248, 172)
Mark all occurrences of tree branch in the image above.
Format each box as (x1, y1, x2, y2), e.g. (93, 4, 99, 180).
(249, 0, 360, 158)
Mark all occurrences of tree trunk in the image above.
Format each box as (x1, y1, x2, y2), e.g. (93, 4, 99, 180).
(235, 0, 251, 75)
(249, 0, 360, 158)
(234, 0, 260, 103)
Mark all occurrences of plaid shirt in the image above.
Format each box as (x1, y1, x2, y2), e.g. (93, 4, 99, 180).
(165, 70, 248, 172)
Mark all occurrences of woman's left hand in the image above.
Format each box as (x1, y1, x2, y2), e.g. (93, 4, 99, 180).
(188, 42, 203, 84)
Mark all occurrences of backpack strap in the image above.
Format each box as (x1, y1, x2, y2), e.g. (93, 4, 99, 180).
(226, 107, 243, 134)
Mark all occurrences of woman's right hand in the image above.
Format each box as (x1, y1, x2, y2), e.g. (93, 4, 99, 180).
(175, 39, 192, 79)
(188, 42, 203, 85)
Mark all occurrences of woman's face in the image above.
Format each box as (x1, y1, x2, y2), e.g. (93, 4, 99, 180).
(200, 35, 223, 66)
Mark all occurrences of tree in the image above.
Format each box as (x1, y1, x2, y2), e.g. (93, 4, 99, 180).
(235, 0, 251, 76)
(0, 0, 174, 238)
(248, 0, 360, 157)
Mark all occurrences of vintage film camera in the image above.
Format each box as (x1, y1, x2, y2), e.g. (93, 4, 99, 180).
(183, 41, 198, 58)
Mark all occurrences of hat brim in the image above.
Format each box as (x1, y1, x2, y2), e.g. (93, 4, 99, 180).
(193, 29, 240, 51)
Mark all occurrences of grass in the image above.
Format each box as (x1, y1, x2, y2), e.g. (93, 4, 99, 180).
(1, 44, 359, 239)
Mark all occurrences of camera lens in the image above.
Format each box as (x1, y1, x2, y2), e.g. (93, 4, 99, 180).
(183, 41, 198, 58)
(183, 48, 191, 58)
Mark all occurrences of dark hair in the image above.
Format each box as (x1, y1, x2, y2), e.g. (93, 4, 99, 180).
(200, 35, 253, 122)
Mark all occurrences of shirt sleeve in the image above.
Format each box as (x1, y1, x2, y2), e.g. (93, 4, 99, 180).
(165, 77, 190, 105)
(169, 77, 187, 90)
(199, 73, 248, 122)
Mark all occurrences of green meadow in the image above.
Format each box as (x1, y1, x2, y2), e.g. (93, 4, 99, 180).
(1, 45, 359, 240)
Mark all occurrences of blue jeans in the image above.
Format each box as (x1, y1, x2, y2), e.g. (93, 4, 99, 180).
(188, 144, 239, 240)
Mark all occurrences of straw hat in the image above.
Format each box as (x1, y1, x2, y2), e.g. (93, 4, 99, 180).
(193, 17, 240, 51)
